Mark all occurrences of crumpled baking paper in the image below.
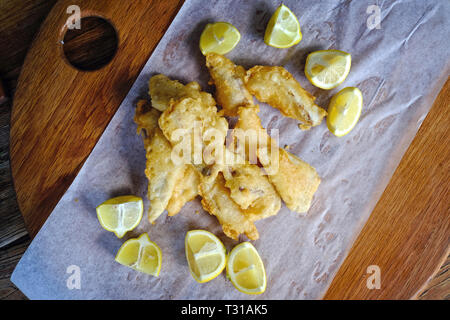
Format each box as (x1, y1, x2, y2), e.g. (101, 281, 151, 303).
(11, 0, 450, 299)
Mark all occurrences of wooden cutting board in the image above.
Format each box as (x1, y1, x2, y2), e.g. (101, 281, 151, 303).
(10, 0, 183, 237)
(9, 0, 449, 299)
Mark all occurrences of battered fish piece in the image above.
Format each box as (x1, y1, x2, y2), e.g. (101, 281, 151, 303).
(134, 100, 161, 138)
(166, 164, 200, 216)
(245, 66, 327, 130)
(271, 149, 321, 213)
(149, 74, 215, 111)
(157, 92, 277, 238)
(144, 129, 185, 222)
(206, 53, 255, 116)
(234, 107, 321, 213)
(199, 167, 259, 240)
(134, 100, 198, 222)
(159, 97, 228, 168)
(220, 150, 281, 220)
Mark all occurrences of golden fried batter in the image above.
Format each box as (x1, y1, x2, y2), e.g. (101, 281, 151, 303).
(139, 67, 322, 238)
(135, 100, 199, 222)
(149, 74, 215, 111)
(234, 107, 321, 213)
(221, 150, 281, 221)
(199, 167, 259, 240)
(245, 66, 327, 130)
(144, 129, 185, 222)
(206, 53, 255, 116)
(158, 97, 229, 168)
(166, 164, 200, 216)
(271, 149, 320, 213)
(134, 100, 161, 138)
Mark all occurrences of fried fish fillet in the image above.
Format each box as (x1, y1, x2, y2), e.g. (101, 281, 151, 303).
(224, 164, 281, 220)
(245, 66, 327, 130)
(154, 84, 256, 239)
(135, 100, 198, 222)
(220, 150, 281, 220)
(197, 150, 280, 239)
(234, 107, 321, 213)
(166, 164, 200, 216)
(199, 167, 259, 240)
(144, 129, 185, 222)
(149, 74, 215, 112)
(135, 100, 161, 138)
(206, 53, 255, 116)
(159, 96, 229, 168)
(157, 91, 277, 239)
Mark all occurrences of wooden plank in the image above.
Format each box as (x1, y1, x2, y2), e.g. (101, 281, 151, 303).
(0, 0, 58, 93)
(324, 79, 450, 299)
(0, 101, 28, 248)
(0, 237, 30, 300)
(0, 0, 54, 301)
(418, 256, 449, 300)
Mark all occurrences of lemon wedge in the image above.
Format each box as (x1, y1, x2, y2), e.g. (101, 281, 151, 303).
(226, 242, 266, 294)
(185, 230, 226, 283)
(199, 22, 241, 55)
(264, 4, 302, 48)
(96, 195, 143, 238)
(115, 233, 162, 276)
(305, 50, 352, 89)
(327, 87, 363, 137)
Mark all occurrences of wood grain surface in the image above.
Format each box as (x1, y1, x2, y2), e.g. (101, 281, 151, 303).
(1, 0, 448, 300)
(62, 16, 119, 71)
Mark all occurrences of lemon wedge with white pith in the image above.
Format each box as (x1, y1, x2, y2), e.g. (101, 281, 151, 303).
(327, 87, 363, 137)
(226, 242, 266, 295)
(115, 233, 162, 276)
(96, 195, 143, 238)
(264, 4, 302, 48)
(185, 230, 226, 283)
(200, 22, 241, 55)
(305, 50, 352, 89)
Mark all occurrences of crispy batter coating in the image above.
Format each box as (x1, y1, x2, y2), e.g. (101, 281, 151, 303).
(155, 87, 280, 238)
(139, 67, 321, 237)
(223, 163, 265, 209)
(198, 151, 281, 239)
(134, 100, 199, 222)
(144, 129, 185, 222)
(199, 168, 259, 240)
(220, 150, 281, 221)
(135, 102, 184, 222)
(245, 66, 327, 130)
(158, 94, 264, 238)
(135, 100, 161, 138)
(149, 74, 215, 111)
(235, 107, 321, 213)
(158, 97, 228, 168)
(206, 53, 255, 116)
(166, 164, 200, 216)
(272, 149, 321, 213)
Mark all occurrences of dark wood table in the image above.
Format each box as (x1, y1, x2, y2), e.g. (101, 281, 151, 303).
(0, 0, 448, 299)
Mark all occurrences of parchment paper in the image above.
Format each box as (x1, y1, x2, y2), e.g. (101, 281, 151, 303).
(11, 0, 450, 299)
